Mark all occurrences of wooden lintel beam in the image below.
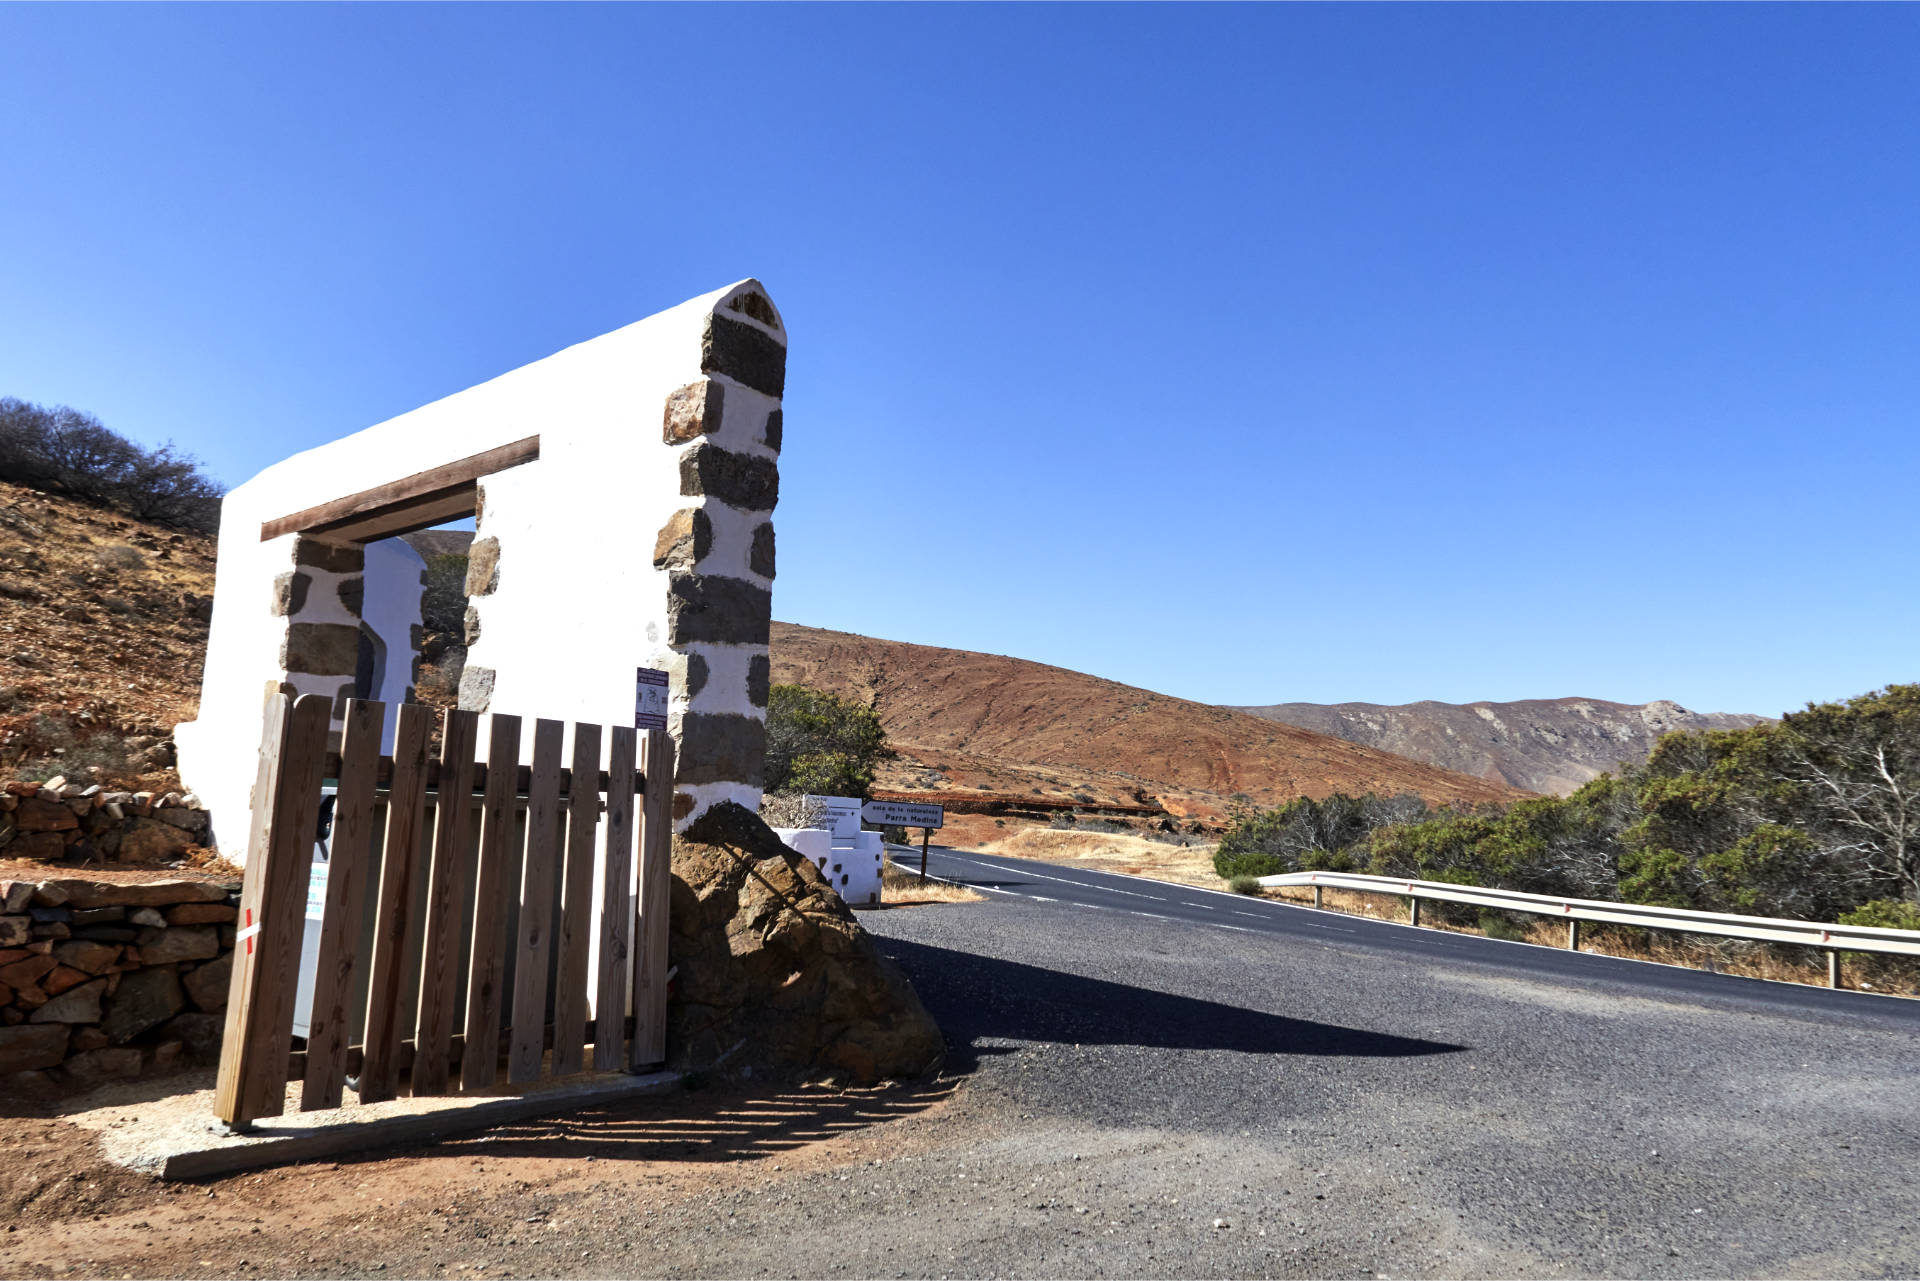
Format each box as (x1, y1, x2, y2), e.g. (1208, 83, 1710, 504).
(259, 435, 540, 543)
(316, 491, 481, 544)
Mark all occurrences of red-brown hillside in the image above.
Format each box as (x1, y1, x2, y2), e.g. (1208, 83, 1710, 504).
(768, 622, 1526, 822)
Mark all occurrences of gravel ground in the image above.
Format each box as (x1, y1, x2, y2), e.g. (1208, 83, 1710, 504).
(6, 893, 1919, 1279)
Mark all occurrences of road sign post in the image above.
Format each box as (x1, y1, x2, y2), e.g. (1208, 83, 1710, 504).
(860, 799, 944, 885)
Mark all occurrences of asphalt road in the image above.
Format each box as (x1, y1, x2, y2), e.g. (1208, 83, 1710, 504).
(827, 844, 1920, 1278)
(898, 843, 1920, 1025)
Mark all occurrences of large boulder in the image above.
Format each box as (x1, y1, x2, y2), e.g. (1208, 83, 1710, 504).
(668, 802, 942, 1084)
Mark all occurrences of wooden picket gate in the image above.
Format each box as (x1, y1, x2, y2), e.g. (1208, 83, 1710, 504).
(214, 691, 674, 1128)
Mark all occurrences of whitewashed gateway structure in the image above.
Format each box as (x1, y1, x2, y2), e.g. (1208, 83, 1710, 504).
(176, 280, 787, 859)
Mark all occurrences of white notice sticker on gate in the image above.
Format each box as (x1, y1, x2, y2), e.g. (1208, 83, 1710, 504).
(305, 857, 328, 922)
(635, 667, 669, 730)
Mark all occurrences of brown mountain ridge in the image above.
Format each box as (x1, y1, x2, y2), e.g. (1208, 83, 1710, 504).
(768, 622, 1526, 822)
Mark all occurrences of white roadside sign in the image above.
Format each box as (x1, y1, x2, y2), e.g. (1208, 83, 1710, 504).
(804, 794, 864, 838)
(861, 799, 945, 830)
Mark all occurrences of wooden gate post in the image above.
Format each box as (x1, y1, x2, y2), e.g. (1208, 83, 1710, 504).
(214, 691, 332, 1128)
(630, 729, 675, 1071)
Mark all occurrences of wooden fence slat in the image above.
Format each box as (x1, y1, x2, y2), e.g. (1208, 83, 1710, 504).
(213, 690, 291, 1127)
(551, 723, 601, 1077)
(592, 726, 638, 1071)
(508, 718, 566, 1084)
(358, 702, 433, 1104)
(301, 698, 386, 1111)
(460, 713, 522, 1092)
(214, 692, 331, 1126)
(413, 708, 479, 1096)
(630, 729, 674, 1071)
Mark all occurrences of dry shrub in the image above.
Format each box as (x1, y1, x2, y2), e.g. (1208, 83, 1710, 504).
(881, 860, 984, 904)
(759, 792, 827, 830)
(94, 544, 146, 572)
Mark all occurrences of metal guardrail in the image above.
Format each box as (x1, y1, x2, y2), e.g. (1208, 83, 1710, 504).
(1257, 870, 1920, 988)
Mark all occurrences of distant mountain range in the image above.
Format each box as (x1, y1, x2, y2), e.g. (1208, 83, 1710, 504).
(1231, 697, 1768, 796)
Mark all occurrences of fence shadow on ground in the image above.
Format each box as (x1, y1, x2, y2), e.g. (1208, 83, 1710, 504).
(360, 1079, 960, 1167)
(876, 937, 1468, 1071)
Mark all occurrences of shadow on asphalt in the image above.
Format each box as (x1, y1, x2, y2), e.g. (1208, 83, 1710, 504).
(328, 1080, 962, 1168)
(880, 937, 1468, 1070)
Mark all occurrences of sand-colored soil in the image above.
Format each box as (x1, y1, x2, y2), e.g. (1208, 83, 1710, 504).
(973, 826, 1223, 890)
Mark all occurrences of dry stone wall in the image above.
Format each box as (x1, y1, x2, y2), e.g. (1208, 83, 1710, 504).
(0, 777, 213, 864)
(0, 874, 240, 1092)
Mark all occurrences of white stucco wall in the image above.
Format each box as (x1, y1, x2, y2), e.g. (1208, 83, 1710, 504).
(177, 279, 785, 861)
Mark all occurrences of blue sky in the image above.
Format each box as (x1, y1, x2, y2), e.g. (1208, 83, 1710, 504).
(4, 4, 1916, 717)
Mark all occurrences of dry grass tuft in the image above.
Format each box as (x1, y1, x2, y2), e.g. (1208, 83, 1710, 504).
(881, 860, 985, 905)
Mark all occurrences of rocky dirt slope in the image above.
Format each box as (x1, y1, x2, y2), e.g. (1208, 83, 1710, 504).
(769, 623, 1525, 822)
(0, 481, 213, 788)
(1235, 696, 1768, 795)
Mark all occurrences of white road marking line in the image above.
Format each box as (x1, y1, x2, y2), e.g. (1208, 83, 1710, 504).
(917, 852, 1364, 934)
(960, 857, 1168, 902)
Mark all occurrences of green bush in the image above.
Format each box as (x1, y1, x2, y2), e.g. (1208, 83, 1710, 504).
(1214, 847, 1289, 880)
(1228, 875, 1262, 895)
(1838, 898, 1920, 932)
(764, 684, 893, 799)
(1214, 791, 1427, 881)
(1476, 909, 1531, 942)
